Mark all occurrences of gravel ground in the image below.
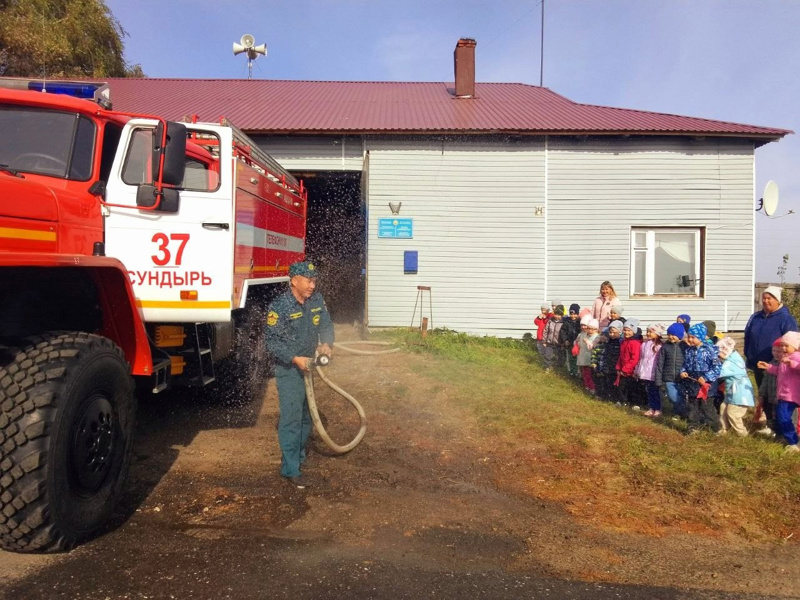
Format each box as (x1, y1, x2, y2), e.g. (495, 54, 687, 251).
(0, 326, 797, 599)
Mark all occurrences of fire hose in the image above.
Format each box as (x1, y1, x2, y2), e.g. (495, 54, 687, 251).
(303, 341, 400, 454)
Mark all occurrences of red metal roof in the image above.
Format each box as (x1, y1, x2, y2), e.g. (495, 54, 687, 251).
(100, 78, 790, 139)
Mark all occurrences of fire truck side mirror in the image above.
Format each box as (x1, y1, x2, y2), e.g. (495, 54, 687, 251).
(136, 184, 181, 213)
(152, 121, 187, 186)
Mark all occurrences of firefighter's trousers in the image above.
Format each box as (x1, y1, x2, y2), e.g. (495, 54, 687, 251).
(275, 365, 311, 478)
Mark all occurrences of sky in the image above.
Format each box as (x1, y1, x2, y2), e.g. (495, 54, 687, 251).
(106, 0, 800, 283)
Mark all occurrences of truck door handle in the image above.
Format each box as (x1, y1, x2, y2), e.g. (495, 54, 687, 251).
(202, 222, 230, 230)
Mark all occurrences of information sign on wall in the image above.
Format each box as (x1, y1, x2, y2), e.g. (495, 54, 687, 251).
(378, 218, 413, 239)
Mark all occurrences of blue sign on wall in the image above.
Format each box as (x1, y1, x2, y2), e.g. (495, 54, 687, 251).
(378, 218, 413, 239)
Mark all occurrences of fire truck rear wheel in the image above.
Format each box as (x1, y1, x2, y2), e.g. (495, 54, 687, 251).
(218, 303, 270, 404)
(0, 332, 135, 553)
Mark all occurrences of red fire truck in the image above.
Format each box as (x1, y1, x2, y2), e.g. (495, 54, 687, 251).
(0, 80, 307, 552)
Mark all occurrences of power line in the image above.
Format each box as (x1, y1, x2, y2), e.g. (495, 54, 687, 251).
(482, 1, 541, 51)
(439, 1, 543, 83)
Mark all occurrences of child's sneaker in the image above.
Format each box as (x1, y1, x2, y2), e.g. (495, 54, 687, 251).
(756, 426, 775, 437)
(652, 411, 662, 418)
(643, 409, 654, 417)
(631, 405, 641, 411)
(784, 444, 800, 454)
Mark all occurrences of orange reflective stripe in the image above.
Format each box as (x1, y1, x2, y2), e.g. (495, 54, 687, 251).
(136, 300, 231, 309)
(0, 227, 56, 242)
(234, 265, 290, 274)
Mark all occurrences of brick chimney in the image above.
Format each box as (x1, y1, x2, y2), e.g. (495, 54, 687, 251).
(454, 38, 476, 98)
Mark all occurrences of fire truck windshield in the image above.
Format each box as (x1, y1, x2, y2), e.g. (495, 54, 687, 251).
(0, 106, 96, 180)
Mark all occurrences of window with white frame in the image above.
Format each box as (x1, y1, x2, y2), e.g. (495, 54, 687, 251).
(631, 228, 703, 296)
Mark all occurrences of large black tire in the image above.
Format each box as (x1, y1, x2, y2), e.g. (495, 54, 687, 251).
(0, 332, 136, 553)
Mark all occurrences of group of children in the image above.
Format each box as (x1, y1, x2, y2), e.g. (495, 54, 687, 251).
(534, 302, 800, 451)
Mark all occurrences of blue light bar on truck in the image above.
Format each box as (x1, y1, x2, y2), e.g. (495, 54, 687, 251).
(0, 78, 111, 108)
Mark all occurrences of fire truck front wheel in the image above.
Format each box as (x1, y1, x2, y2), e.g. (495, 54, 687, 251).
(0, 332, 136, 553)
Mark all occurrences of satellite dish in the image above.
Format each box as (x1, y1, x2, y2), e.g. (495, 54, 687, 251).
(240, 34, 255, 49)
(761, 180, 779, 216)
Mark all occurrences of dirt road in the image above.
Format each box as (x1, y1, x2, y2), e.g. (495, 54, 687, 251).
(0, 328, 797, 599)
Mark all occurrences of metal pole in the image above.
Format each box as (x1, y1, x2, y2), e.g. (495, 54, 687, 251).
(540, 0, 545, 87)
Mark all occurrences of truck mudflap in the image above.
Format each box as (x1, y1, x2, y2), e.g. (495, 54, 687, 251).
(0, 252, 153, 376)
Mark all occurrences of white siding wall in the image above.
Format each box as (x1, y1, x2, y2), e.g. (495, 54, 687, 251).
(366, 137, 546, 337)
(250, 135, 364, 171)
(547, 137, 755, 331)
(245, 131, 757, 336)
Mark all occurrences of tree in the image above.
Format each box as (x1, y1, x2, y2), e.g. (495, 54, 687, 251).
(777, 253, 789, 284)
(0, 0, 144, 78)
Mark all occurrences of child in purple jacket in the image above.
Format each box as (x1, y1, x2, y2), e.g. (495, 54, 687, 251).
(636, 324, 665, 416)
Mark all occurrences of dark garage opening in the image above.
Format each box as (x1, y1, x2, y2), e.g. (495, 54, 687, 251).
(297, 171, 365, 324)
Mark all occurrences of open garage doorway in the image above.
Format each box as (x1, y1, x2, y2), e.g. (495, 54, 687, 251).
(297, 171, 365, 324)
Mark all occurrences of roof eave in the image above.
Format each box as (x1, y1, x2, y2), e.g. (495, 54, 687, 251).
(244, 128, 790, 143)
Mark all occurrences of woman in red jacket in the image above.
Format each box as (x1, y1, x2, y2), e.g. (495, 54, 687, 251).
(616, 318, 643, 409)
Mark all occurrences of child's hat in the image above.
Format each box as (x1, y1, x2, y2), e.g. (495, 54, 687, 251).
(702, 320, 717, 338)
(667, 323, 686, 339)
(716, 337, 736, 355)
(773, 338, 783, 347)
(677, 313, 691, 323)
(611, 304, 624, 315)
(608, 320, 624, 332)
(551, 299, 561, 307)
(540, 302, 550, 311)
(579, 307, 592, 318)
(588, 318, 599, 330)
(580, 315, 591, 326)
(623, 317, 639, 331)
(781, 331, 800, 349)
(688, 322, 707, 340)
(648, 323, 666, 337)
(554, 305, 565, 316)
(569, 303, 580, 315)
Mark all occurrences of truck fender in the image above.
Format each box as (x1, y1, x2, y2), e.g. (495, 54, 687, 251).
(88, 264, 153, 376)
(0, 253, 153, 376)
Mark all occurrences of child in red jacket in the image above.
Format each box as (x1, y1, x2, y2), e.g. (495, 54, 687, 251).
(534, 303, 551, 355)
(616, 318, 643, 409)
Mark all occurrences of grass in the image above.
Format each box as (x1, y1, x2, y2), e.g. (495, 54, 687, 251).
(374, 328, 800, 540)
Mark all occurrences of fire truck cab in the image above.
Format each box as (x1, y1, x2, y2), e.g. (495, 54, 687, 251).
(0, 80, 306, 553)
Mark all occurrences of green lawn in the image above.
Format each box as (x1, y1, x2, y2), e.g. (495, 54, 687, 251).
(377, 328, 800, 539)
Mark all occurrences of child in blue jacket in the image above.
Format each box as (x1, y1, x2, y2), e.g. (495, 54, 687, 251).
(680, 323, 721, 433)
(715, 337, 755, 436)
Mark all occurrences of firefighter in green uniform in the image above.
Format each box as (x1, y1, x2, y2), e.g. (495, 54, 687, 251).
(265, 261, 334, 488)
